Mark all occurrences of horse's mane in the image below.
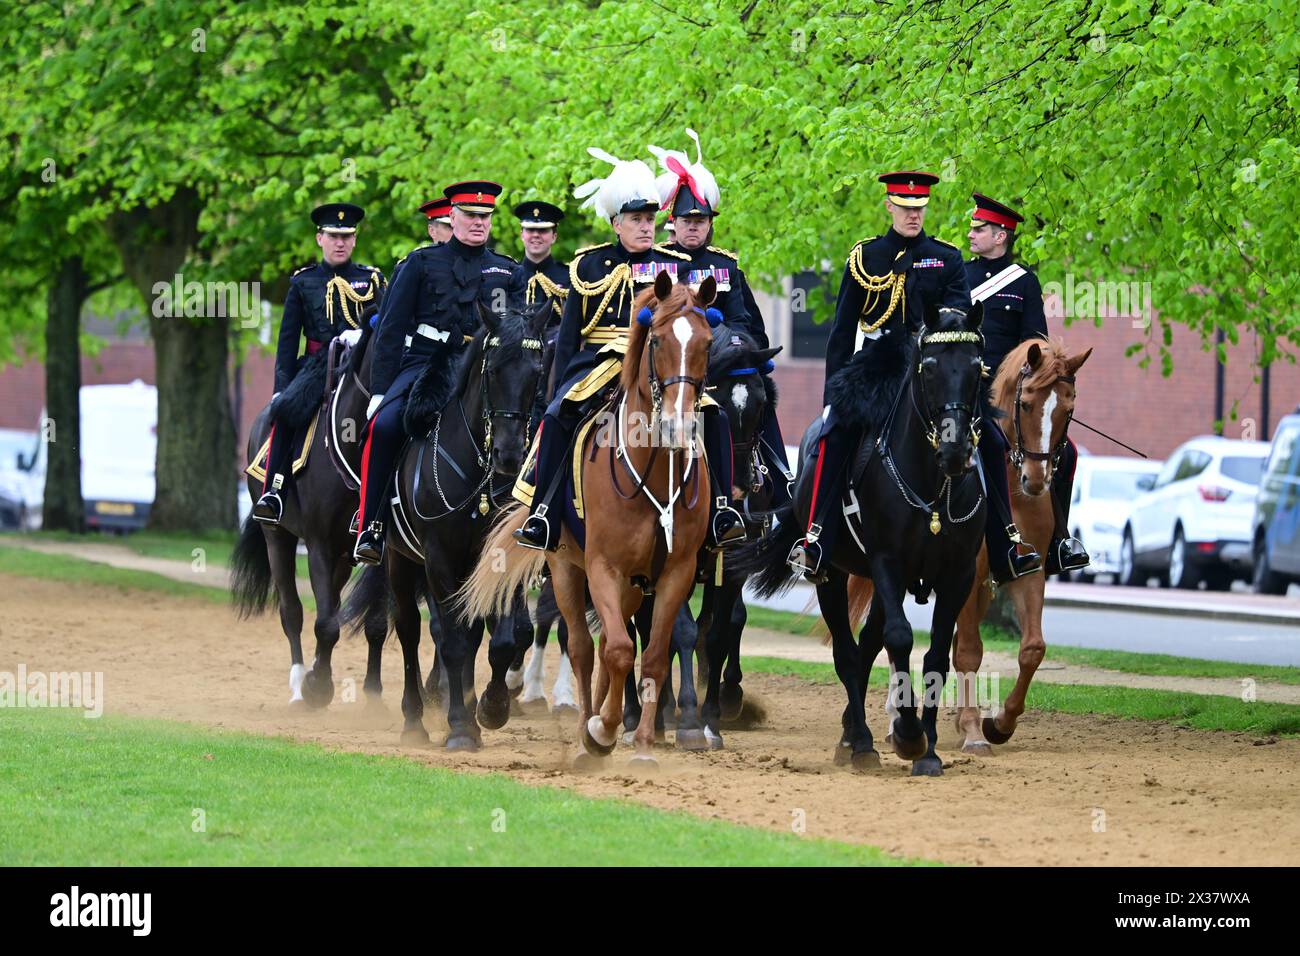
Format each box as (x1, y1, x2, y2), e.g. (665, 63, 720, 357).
(453, 308, 532, 394)
(991, 336, 1069, 414)
(620, 283, 693, 394)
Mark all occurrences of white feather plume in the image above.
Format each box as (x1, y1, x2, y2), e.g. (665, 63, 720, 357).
(573, 146, 659, 220)
(648, 129, 721, 213)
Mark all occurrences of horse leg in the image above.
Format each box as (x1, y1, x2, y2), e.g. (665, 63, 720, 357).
(505, 587, 532, 700)
(622, 606, 645, 736)
(659, 606, 680, 731)
(551, 617, 578, 714)
(819, 571, 877, 770)
(550, 561, 602, 757)
(672, 603, 707, 750)
(953, 548, 993, 754)
(423, 601, 447, 708)
(588, 563, 639, 758)
(986, 567, 1045, 745)
(265, 528, 306, 706)
(700, 580, 732, 748)
(362, 593, 388, 708)
(390, 557, 429, 745)
(720, 586, 747, 720)
(476, 607, 518, 731)
(518, 603, 550, 712)
(912, 576, 972, 777)
(629, 560, 694, 767)
(300, 546, 345, 709)
(871, 558, 926, 761)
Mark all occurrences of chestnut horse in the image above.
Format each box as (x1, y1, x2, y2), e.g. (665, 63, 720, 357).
(951, 337, 1091, 752)
(458, 271, 717, 768)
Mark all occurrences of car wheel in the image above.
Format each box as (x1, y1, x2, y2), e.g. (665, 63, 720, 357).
(1253, 536, 1288, 596)
(1169, 527, 1201, 590)
(1119, 530, 1141, 587)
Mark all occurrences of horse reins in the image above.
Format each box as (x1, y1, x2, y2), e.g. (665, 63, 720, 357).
(1009, 361, 1076, 469)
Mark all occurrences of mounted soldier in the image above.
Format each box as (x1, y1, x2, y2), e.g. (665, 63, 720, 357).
(966, 192, 1088, 577)
(786, 171, 991, 583)
(650, 128, 795, 511)
(386, 196, 454, 292)
(353, 181, 518, 565)
(512, 200, 570, 315)
(511, 146, 744, 552)
(253, 202, 385, 526)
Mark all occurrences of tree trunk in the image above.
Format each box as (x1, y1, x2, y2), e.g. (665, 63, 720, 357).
(41, 255, 89, 532)
(106, 190, 236, 531)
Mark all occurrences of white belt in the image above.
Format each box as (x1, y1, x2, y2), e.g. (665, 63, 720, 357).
(404, 323, 451, 348)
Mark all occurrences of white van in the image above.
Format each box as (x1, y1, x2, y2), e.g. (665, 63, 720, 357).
(16, 381, 158, 531)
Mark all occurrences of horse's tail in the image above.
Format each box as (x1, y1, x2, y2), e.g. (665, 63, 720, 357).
(340, 564, 391, 637)
(456, 502, 546, 624)
(729, 504, 801, 598)
(846, 574, 874, 631)
(229, 515, 274, 619)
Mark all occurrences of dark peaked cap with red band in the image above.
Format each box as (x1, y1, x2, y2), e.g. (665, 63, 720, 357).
(418, 197, 452, 222)
(878, 171, 940, 207)
(443, 181, 503, 213)
(970, 193, 1025, 231)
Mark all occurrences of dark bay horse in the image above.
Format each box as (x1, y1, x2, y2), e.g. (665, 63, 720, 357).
(460, 272, 717, 768)
(230, 326, 389, 708)
(345, 303, 554, 750)
(744, 303, 987, 775)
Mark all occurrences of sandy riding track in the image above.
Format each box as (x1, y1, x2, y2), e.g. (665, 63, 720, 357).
(5, 573, 1298, 866)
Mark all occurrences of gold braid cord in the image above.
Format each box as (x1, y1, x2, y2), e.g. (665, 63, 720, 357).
(570, 257, 632, 338)
(525, 271, 569, 306)
(847, 244, 907, 334)
(325, 274, 377, 330)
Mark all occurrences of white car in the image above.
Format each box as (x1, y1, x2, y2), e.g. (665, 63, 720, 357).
(1120, 436, 1271, 590)
(1067, 455, 1162, 581)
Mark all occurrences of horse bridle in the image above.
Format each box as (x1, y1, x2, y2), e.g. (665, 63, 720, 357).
(646, 307, 709, 423)
(479, 332, 546, 458)
(913, 322, 985, 453)
(1008, 360, 1076, 469)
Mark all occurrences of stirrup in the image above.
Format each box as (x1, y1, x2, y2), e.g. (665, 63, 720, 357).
(353, 521, 385, 566)
(787, 538, 828, 585)
(710, 499, 747, 550)
(512, 507, 554, 552)
(1047, 536, 1090, 575)
(349, 509, 360, 536)
(993, 544, 1042, 584)
(252, 490, 283, 525)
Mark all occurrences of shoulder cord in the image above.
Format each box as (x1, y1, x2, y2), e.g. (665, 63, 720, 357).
(570, 259, 632, 337)
(847, 245, 907, 335)
(525, 271, 569, 306)
(325, 274, 377, 330)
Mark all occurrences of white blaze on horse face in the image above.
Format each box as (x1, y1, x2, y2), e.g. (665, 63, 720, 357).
(670, 315, 694, 442)
(1039, 390, 1058, 457)
(731, 382, 749, 413)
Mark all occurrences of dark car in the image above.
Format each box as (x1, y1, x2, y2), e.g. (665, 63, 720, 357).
(1252, 411, 1300, 594)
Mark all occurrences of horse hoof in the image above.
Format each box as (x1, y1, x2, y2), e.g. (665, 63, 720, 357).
(911, 756, 944, 777)
(572, 751, 608, 772)
(890, 720, 928, 761)
(476, 687, 511, 731)
(301, 670, 334, 709)
(719, 683, 744, 721)
(445, 732, 480, 752)
(552, 703, 579, 718)
(961, 741, 994, 757)
(516, 696, 550, 716)
(287, 697, 308, 711)
(851, 749, 882, 772)
(704, 729, 724, 751)
(627, 755, 659, 772)
(675, 728, 709, 752)
(982, 716, 1015, 745)
(662, 709, 679, 731)
(833, 740, 853, 766)
(400, 726, 431, 748)
(582, 721, 617, 757)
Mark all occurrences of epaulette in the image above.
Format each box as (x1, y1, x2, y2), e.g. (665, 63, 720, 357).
(653, 243, 691, 261)
(930, 237, 961, 252)
(707, 245, 739, 261)
(291, 264, 314, 278)
(573, 242, 612, 256)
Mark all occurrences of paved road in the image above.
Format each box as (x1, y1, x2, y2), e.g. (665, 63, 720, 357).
(748, 581, 1300, 667)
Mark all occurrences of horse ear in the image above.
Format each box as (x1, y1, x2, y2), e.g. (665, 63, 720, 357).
(1027, 341, 1042, 369)
(478, 301, 500, 333)
(754, 346, 782, 364)
(1066, 347, 1093, 375)
(696, 275, 718, 307)
(654, 268, 673, 301)
(967, 299, 983, 331)
(527, 300, 553, 337)
(924, 301, 940, 330)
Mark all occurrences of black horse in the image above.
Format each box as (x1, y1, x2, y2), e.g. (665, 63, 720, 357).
(230, 325, 389, 709)
(344, 303, 555, 750)
(618, 327, 781, 749)
(743, 302, 987, 776)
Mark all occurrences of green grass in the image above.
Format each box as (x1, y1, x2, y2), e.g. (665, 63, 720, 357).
(27, 528, 310, 579)
(740, 656, 1300, 737)
(0, 709, 925, 867)
(709, 594, 1300, 686)
(0, 540, 227, 605)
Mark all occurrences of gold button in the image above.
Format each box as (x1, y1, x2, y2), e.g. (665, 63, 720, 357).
(985, 272, 991, 278)
(604, 260, 611, 266)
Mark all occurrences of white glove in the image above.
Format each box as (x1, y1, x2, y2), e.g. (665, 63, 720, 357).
(339, 329, 362, 346)
(366, 394, 384, 420)
(272, 391, 281, 401)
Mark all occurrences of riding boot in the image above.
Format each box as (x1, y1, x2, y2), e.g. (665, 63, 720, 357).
(758, 404, 794, 509)
(1046, 437, 1090, 575)
(978, 426, 1043, 584)
(354, 402, 403, 565)
(514, 415, 573, 551)
(702, 405, 745, 549)
(253, 422, 295, 525)
(787, 421, 857, 584)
